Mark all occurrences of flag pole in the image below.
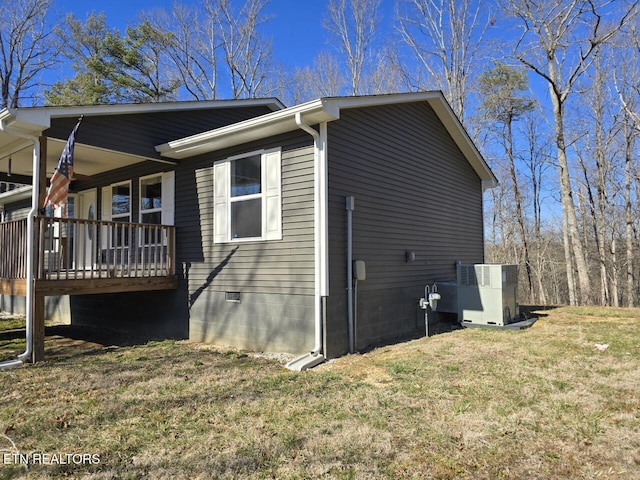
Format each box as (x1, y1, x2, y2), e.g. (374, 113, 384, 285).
(42, 117, 82, 211)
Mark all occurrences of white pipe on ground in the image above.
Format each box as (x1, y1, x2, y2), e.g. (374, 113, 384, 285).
(0, 119, 40, 370)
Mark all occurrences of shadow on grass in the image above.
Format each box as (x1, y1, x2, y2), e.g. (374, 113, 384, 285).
(520, 304, 560, 318)
(0, 325, 152, 346)
(1, 324, 163, 362)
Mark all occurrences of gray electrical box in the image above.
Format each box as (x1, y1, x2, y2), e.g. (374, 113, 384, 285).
(353, 260, 366, 281)
(457, 264, 519, 326)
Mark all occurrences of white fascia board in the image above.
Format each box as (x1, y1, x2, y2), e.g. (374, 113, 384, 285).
(156, 99, 340, 159)
(0, 109, 15, 124)
(12, 98, 284, 123)
(423, 96, 498, 189)
(42, 98, 284, 118)
(322, 91, 444, 110)
(0, 108, 49, 136)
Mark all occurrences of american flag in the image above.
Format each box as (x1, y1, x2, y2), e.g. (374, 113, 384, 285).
(43, 118, 82, 210)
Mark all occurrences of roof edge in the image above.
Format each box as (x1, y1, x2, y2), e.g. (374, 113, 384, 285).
(419, 93, 498, 189)
(155, 99, 340, 159)
(1, 97, 284, 126)
(155, 91, 498, 188)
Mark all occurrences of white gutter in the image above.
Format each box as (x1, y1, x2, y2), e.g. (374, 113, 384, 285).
(0, 119, 40, 370)
(285, 113, 329, 371)
(156, 99, 340, 159)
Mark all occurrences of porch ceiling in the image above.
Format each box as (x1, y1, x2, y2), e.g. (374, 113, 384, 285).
(0, 136, 160, 179)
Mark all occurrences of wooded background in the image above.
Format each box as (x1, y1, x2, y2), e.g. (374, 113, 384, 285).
(2, 0, 640, 307)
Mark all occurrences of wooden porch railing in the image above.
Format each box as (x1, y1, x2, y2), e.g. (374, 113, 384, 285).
(0, 218, 28, 279)
(0, 216, 175, 281)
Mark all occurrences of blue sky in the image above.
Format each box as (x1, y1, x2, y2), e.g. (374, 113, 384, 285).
(50, 0, 397, 70)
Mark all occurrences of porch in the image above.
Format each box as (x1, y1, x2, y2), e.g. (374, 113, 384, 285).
(0, 216, 177, 361)
(1, 215, 177, 294)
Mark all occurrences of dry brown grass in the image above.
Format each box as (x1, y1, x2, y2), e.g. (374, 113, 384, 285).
(0, 305, 639, 479)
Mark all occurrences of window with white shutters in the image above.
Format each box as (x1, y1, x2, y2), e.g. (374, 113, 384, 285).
(213, 148, 282, 243)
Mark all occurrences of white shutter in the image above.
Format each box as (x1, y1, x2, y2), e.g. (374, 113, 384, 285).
(101, 186, 112, 249)
(263, 148, 282, 241)
(213, 161, 230, 243)
(161, 171, 175, 225)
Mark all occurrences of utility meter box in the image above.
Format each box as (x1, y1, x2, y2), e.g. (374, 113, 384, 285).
(457, 264, 519, 326)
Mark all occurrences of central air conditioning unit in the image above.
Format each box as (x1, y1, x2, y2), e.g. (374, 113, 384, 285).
(457, 263, 519, 326)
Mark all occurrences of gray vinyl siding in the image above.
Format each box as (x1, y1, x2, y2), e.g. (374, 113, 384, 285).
(45, 106, 275, 160)
(66, 131, 318, 353)
(325, 102, 484, 356)
(181, 133, 317, 353)
(2, 199, 30, 220)
(181, 143, 315, 294)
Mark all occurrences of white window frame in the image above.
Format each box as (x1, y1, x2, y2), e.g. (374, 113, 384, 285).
(101, 174, 175, 249)
(213, 147, 282, 244)
(138, 172, 175, 246)
(101, 181, 131, 248)
(109, 181, 132, 223)
(139, 173, 163, 225)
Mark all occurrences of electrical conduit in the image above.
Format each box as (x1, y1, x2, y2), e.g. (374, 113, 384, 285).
(346, 196, 354, 354)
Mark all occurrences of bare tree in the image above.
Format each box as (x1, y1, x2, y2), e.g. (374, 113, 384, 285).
(614, 28, 640, 307)
(0, 0, 58, 108)
(572, 43, 624, 306)
(506, 0, 639, 305)
(142, 3, 220, 100)
(134, 0, 280, 100)
(217, 0, 275, 98)
(365, 45, 405, 95)
(324, 0, 382, 96)
(291, 51, 345, 103)
(396, 0, 492, 122)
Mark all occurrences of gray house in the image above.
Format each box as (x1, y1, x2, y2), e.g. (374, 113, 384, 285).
(0, 92, 496, 368)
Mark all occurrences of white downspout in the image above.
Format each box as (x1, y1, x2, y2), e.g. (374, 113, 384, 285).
(0, 120, 40, 370)
(285, 113, 328, 371)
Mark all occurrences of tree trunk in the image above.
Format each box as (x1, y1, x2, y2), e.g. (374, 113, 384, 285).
(549, 85, 592, 305)
(625, 128, 635, 307)
(610, 237, 619, 307)
(506, 118, 535, 303)
(563, 209, 577, 306)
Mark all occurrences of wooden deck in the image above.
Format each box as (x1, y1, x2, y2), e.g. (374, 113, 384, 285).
(1, 216, 177, 295)
(1, 216, 178, 363)
(0, 275, 177, 297)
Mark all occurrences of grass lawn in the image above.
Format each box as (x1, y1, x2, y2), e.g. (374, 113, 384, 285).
(0, 306, 639, 479)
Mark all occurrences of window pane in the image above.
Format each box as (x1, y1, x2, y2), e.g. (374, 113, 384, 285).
(66, 197, 75, 219)
(231, 155, 261, 197)
(112, 184, 130, 216)
(141, 177, 162, 210)
(231, 199, 262, 238)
